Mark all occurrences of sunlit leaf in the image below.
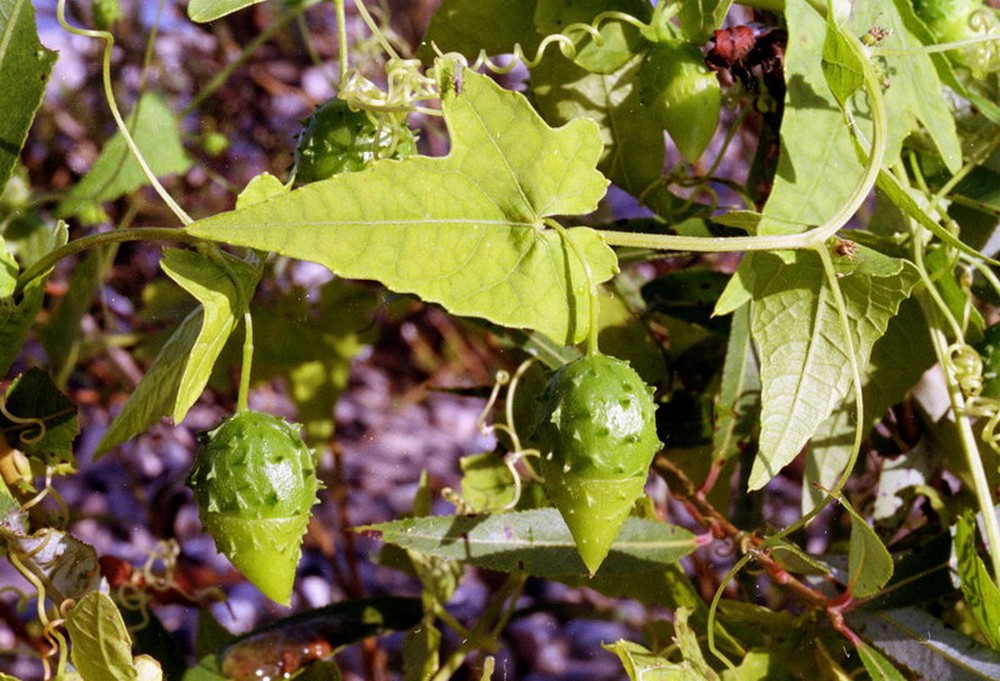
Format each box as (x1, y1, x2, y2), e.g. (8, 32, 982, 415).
(678, 0, 733, 43)
(803, 297, 935, 512)
(747, 247, 920, 489)
(532, 50, 677, 217)
(66, 593, 137, 681)
(360, 509, 696, 577)
(188, 68, 615, 346)
(95, 248, 261, 455)
(187, 0, 263, 23)
(757, 2, 866, 236)
(847, 1, 962, 172)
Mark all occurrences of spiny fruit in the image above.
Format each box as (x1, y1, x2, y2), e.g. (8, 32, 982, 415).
(534, 354, 661, 574)
(293, 98, 416, 184)
(639, 39, 722, 163)
(188, 410, 320, 605)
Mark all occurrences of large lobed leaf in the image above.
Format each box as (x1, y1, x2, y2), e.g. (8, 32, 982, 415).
(360, 508, 696, 577)
(746, 246, 919, 490)
(0, 0, 56, 192)
(188, 68, 615, 346)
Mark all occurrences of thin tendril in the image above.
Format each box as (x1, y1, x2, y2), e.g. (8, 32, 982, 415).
(54, 0, 192, 226)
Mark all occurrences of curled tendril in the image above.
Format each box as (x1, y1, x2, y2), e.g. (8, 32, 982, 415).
(947, 342, 984, 398)
(430, 11, 648, 76)
(20, 467, 70, 528)
(445, 360, 540, 513)
(0, 399, 47, 447)
(966, 9, 1000, 74)
(947, 342, 1000, 468)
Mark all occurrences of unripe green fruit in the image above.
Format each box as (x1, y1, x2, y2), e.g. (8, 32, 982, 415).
(188, 410, 320, 605)
(534, 355, 661, 574)
(293, 99, 416, 184)
(640, 40, 722, 163)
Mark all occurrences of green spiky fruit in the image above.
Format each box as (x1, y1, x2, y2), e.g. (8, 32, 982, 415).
(293, 99, 416, 184)
(639, 39, 722, 163)
(534, 355, 661, 574)
(188, 411, 320, 605)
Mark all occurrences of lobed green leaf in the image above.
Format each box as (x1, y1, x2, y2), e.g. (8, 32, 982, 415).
(188, 68, 615, 346)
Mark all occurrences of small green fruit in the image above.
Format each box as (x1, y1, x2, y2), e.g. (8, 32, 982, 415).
(534, 354, 661, 573)
(640, 40, 722, 163)
(188, 410, 320, 605)
(293, 99, 416, 184)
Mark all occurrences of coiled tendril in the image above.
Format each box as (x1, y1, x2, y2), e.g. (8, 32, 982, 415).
(947, 342, 1000, 468)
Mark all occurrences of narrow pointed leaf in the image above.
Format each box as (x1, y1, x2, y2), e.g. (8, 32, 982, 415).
(845, 500, 893, 598)
(359, 509, 696, 577)
(0, 0, 56, 191)
(188, 68, 615, 346)
(187, 0, 264, 22)
(857, 639, 906, 680)
(956, 513, 1000, 650)
(848, 607, 1000, 680)
(96, 249, 260, 455)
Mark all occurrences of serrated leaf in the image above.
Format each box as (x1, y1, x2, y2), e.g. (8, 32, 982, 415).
(0, 0, 56, 191)
(757, 2, 867, 236)
(66, 592, 137, 681)
(848, 607, 1000, 680)
(803, 297, 935, 512)
(847, 0, 962, 172)
(57, 93, 191, 219)
(188, 68, 614, 346)
(855, 641, 906, 681)
(956, 512, 1000, 651)
(845, 500, 893, 598)
(96, 249, 261, 455)
(187, 0, 263, 22)
(417, 0, 541, 62)
(0, 368, 78, 467)
(360, 509, 696, 577)
(531, 49, 677, 217)
(747, 247, 920, 490)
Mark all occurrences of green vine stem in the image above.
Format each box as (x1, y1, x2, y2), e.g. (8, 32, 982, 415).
(929, 316, 1000, 585)
(236, 311, 254, 413)
(54, 0, 193, 226)
(334, 0, 349, 87)
(13, 227, 201, 298)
